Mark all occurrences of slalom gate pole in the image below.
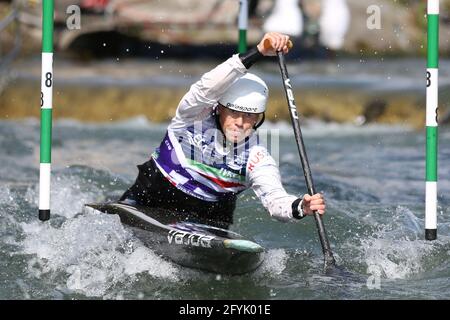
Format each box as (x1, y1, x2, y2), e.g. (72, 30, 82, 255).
(39, 0, 54, 221)
(425, 0, 439, 240)
(238, 0, 248, 53)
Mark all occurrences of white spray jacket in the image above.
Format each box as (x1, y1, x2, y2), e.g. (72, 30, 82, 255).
(152, 54, 302, 222)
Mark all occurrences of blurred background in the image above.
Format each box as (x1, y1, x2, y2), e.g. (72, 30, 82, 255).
(1, 0, 450, 126)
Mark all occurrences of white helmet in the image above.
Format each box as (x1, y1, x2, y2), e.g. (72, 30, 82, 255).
(218, 73, 268, 114)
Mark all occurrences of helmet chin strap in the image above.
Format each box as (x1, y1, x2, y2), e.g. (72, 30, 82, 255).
(253, 113, 265, 130)
(213, 106, 225, 135)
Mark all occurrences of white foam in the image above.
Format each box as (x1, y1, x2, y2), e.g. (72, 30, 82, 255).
(257, 248, 288, 275)
(360, 206, 439, 279)
(20, 212, 179, 297)
(25, 175, 104, 219)
(363, 237, 434, 279)
(124, 246, 179, 280)
(0, 188, 15, 208)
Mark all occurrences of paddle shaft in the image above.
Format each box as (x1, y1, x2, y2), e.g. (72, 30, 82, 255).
(277, 51, 336, 267)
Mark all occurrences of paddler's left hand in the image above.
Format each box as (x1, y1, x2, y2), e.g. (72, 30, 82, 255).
(257, 32, 291, 56)
(301, 193, 326, 216)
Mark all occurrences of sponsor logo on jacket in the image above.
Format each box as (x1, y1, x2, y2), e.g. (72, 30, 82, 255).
(247, 150, 266, 172)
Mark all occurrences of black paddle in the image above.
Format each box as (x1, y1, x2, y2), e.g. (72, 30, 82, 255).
(276, 46, 336, 272)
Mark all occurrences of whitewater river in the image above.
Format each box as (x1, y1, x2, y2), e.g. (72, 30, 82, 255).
(0, 116, 449, 299)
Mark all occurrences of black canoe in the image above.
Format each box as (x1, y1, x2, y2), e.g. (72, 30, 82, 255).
(83, 202, 265, 275)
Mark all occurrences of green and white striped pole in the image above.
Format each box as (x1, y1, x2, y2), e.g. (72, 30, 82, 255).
(238, 0, 248, 53)
(425, 0, 439, 240)
(39, 0, 54, 221)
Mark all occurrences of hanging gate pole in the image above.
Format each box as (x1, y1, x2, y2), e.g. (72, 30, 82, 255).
(425, 0, 439, 240)
(39, 0, 54, 221)
(238, 0, 248, 53)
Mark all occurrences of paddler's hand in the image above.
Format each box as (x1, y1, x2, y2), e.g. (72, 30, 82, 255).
(301, 193, 326, 216)
(257, 32, 291, 56)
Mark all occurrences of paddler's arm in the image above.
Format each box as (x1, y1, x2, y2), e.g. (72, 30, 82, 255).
(247, 147, 326, 222)
(169, 54, 248, 128)
(170, 37, 272, 128)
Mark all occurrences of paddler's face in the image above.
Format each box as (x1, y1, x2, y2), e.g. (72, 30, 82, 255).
(218, 105, 260, 143)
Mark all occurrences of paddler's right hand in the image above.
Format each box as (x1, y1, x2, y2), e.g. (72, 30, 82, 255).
(301, 193, 326, 216)
(257, 32, 291, 56)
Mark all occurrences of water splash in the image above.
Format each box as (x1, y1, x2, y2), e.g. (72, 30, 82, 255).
(359, 206, 446, 279)
(20, 211, 179, 297)
(256, 249, 289, 275)
(23, 166, 123, 219)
